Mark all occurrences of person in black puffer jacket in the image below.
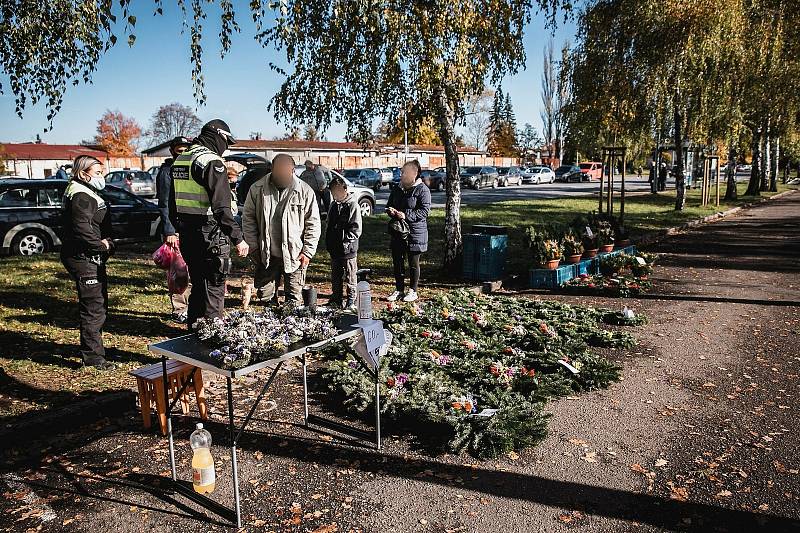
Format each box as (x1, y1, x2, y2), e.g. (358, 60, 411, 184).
(325, 176, 362, 310)
(60, 155, 115, 370)
(385, 159, 431, 303)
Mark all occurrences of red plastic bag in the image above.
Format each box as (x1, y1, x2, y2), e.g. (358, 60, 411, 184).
(168, 248, 190, 295)
(152, 242, 174, 270)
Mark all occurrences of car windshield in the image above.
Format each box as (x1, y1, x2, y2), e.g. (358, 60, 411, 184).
(532, 168, 544, 173)
(497, 167, 509, 175)
(463, 167, 481, 175)
(343, 169, 361, 179)
(579, 163, 593, 170)
(556, 166, 572, 172)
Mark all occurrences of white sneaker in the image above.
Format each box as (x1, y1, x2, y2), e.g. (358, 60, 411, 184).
(402, 290, 418, 302)
(386, 291, 402, 302)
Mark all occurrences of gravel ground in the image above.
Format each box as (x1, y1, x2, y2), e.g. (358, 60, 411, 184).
(1, 192, 798, 533)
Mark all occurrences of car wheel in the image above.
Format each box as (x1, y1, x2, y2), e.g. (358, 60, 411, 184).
(359, 198, 373, 217)
(436, 180, 444, 192)
(12, 229, 48, 256)
(550, 176, 555, 184)
(473, 180, 481, 190)
(491, 179, 497, 189)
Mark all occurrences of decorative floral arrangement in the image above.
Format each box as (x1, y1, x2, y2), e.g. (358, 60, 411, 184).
(594, 220, 615, 246)
(542, 239, 563, 262)
(195, 306, 339, 369)
(562, 272, 653, 298)
(318, 289, 642, 458)
(599, 252, 658, 278)
(562, 233, 584, 257)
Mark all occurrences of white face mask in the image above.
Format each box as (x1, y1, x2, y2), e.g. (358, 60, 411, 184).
(88, 175, 106, 190)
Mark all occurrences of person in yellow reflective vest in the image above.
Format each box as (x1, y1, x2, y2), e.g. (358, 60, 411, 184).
(168, 119, 249, 329)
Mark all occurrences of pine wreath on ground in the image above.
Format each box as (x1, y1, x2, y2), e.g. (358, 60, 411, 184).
(319, 289, 642, 459)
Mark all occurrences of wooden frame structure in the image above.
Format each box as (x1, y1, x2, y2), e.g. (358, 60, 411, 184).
(599, 146, 628, 221)
(701, 155, 720, 207)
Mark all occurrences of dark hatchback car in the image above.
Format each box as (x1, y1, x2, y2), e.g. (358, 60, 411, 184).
(460, 166, 499, 189)
(0, 179, 161, 256)
(554, 165, 583, 183)
(342, 168, 382, 191)
(420, 169, 446, 191)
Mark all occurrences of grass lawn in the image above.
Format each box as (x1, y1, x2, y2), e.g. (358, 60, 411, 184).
(0, 182, 794, 420)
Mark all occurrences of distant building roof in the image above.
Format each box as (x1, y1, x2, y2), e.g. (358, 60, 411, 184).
(143, 138, 482, 155)
(1, 143, 108, 161)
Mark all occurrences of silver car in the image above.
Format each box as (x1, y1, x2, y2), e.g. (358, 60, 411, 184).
(522, 166, 556, 184)
(293, 166, 376, 217)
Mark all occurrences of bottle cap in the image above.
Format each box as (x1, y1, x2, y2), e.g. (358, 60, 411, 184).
(196, 423, 203, 430)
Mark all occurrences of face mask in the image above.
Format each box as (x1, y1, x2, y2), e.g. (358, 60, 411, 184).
(89, 176, 106, 190)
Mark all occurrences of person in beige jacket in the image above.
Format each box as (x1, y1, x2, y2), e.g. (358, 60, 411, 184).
(242, 153, 321, 305)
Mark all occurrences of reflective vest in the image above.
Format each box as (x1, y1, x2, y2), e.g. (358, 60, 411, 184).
(65, 180, 106, 209)
(171, 145, 237, 216)
(171, 145, 221, 215)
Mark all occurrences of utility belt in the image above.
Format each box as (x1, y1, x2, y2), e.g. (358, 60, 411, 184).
(180, 218, 232, 284)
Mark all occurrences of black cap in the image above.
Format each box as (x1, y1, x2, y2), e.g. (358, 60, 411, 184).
(169, 136, 191, 149)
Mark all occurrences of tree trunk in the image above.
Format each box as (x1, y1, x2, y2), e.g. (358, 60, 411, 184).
(761, 119, 771, 192)
(434, 89, 462, 270)
(650, 128, 660, 194)
(745, 125, 761, 196)
(770, 136, 779, 191)
(673, 105, 685, 211)
(724, 141, 737, 200)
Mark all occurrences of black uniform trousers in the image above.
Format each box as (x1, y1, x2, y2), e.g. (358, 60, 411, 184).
(179, 220, 231, 328)
(62, 256, 108, 363)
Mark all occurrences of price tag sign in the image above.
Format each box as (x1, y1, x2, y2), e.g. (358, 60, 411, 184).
(585, 226, 594, 238)
(353, 319, 389, 372)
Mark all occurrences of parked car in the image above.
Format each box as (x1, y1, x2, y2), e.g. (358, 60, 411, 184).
(105, 170, 157, 199)
(522, 166, 556, 184)
(386, 166, 402, 182)
(578, 162, 603, 181)
(301, 168, 375, 217)
(497, 166, 523, 187)
(228, 153, 271, 206)
(735, 164, 752, 174)
(0, 179, 161, 256)
(343, 168, 382, 191)
(147, 166, 160, 179)
(368, 168, 393, 187)
(460, 166, 499, 189)
(554, 165, 582, 183)
(420, 169, 446, 192)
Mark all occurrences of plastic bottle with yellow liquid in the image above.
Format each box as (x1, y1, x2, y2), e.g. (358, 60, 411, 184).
(190, 423, 215, 494)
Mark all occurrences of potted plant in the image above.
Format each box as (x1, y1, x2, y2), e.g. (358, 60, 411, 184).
(582, 232, 599, 257)
(542, 239, 563, 269)
(613, 218, 631, 249)
(596, 220, 615, 253)
(563, 234, 584, 264)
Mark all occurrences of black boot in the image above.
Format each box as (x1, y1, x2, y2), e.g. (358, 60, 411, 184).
(83, 353, 115, 370)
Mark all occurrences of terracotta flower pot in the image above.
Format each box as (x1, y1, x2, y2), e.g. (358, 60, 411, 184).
(615, 239, 631, 249)
(584, 249, 599, 258)
(544, 259, 561, 270)
(567, 254, 582, 264)
(600, 244, 615, 253)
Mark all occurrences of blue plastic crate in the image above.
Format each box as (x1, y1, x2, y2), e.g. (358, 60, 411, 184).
(529, 263, 574, 288)
(463, 233, 508, 281)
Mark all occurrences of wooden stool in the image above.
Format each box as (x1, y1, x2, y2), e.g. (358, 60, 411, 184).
(130, 361, 208, 435)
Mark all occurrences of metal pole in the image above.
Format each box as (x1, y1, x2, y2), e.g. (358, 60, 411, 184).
(607, 154, 614, 216)
(302, 352, 309, 426)
(162, 356, 176, 481)
(227, 378, 241, 528)
(374, 371, 381, 450)
(716, 160, 721, 206)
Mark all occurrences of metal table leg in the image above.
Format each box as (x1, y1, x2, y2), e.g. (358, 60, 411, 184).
(302, 351, 309, 426)
(227, 377, 242, 528)
(162, 356, 176, 480)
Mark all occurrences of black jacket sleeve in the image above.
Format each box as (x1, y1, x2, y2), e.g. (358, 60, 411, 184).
(202, 160, 243, 245)
(70, 192, 106, 253)
(156, 163, 176, 237)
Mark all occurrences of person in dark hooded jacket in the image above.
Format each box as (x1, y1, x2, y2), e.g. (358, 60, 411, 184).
(385, 159, 431, 303)
(156, 136, 192, 322)
(325, 176, 362, 309)
(168, 119, 250, 328)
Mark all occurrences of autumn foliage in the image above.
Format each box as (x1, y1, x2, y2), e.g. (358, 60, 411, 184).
(93, 110, 141, 157)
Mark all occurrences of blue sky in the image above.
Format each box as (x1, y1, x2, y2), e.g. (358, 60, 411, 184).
(0, 3, 575, 147)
